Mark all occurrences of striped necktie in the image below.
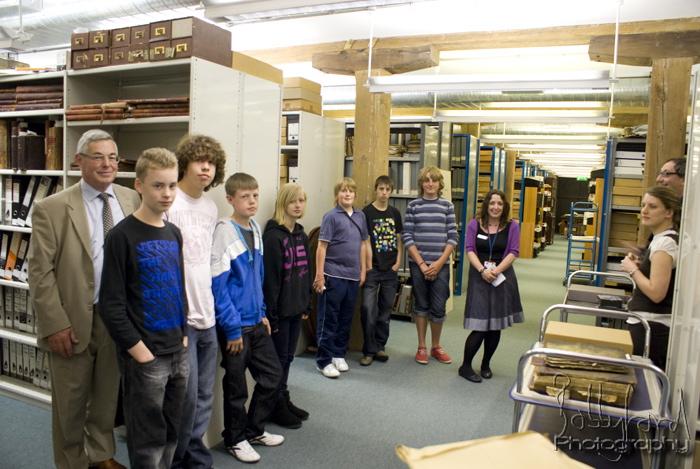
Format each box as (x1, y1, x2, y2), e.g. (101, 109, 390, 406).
(98, 192, 114, 239)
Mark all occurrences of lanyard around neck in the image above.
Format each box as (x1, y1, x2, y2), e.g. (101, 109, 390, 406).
(487, 226, 499, 262)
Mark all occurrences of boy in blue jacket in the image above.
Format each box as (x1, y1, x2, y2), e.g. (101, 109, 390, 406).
(211, 172, 284, 464)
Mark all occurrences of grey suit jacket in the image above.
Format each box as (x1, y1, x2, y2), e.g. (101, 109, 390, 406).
(27, 182, 141, 353)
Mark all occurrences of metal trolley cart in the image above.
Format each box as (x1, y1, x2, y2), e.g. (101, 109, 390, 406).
(564, 202, 599, 285)
(510, 304, 672, 469)
(563, 270, 636, 327)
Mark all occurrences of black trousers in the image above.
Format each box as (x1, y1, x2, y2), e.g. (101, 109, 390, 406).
(629, 321, 669, 370)
(218, 322, 282, 446)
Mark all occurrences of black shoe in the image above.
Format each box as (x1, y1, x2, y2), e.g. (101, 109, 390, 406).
(270, 398, 302, 429)
(480, 368, 493, 379)
(284, 391, 309, 421)
(458, 366, 482, 383)
(374, 351, 389, 362)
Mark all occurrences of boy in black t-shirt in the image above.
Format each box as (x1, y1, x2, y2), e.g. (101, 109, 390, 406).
(360, 176, 403, 366)
(99, 148, 189, 468)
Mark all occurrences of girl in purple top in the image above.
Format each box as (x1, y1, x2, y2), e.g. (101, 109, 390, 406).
(459, 189, 523, 383)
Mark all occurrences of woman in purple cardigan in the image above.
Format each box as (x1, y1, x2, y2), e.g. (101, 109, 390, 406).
(459, 189, 524, 383)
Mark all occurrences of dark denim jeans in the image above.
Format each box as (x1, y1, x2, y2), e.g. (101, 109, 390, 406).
(316, 276, 360, 368)
(172, 326, 217, 469)
(271, 315, 302, 394)
(218, 322, 282, 447)
(409, 263, 450, 323)
(361, 269, 399, 356)
(121, 347, 189, 469)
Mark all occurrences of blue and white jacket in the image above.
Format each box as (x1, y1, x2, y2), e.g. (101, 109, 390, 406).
(211, 219, 265, 341)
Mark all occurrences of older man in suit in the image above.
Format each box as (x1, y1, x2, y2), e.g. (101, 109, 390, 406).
(28, 129, 141, 469)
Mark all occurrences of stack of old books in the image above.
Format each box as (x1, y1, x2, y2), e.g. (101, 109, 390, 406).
(405, 137, 421, 154)
(0, 84, 63, 112)
(388, 144, 406, 156)
(66, 97, 189, 121)
(66, 102, 128, 121)
(0, 88, 16, 112)
(124, 97, 189, 118)
(15, 85, 63, 111)
(529, 321, 636, 407)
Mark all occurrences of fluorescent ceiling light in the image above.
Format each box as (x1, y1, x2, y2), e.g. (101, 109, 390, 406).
(435, 109, 608, 124)
(482, 101, 608, 109)
(505, 143, 605, 153)
(207, 0, 428, 24)
(481, 135, 608, 145)
(368, 71, 609, 93)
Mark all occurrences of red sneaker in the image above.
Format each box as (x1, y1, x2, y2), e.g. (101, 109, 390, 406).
(430, 346, 452, 364)
(415, 347, 429, 364)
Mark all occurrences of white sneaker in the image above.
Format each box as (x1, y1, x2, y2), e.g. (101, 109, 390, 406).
(332, 357, 349, 372)
(317, 363, 340, 378)
(250, 431, 285, 447)
(227, 440, 261, 463)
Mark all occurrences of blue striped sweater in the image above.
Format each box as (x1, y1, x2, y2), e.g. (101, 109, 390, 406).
(401, 197, 458, 263)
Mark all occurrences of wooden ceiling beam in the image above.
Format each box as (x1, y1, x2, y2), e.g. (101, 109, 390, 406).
(242, 17, 700, 65)
(589, 31, 700, 66)
(312, 45, 438, 75)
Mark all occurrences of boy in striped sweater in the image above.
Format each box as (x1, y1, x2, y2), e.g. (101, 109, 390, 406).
(402, 166, 459, 365)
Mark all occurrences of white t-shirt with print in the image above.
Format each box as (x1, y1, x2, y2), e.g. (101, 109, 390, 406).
(167, 187, 218, 329)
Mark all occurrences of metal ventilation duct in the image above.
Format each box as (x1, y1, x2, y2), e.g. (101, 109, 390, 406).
(0, 0, 201, 50)
(325, 77, 651, 109)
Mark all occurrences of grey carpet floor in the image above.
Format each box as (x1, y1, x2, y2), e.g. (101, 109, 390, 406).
(0, 239, 571, 468)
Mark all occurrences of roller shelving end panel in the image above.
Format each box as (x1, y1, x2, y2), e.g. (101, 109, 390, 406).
(452, 133, 479, 295)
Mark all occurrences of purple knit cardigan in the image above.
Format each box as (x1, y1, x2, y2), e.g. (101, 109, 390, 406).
(465, 218, 520, 257)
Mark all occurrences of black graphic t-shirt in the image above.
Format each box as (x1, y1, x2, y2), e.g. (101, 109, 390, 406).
(99, 215, 188, 356)
(363, 203, 403, 272)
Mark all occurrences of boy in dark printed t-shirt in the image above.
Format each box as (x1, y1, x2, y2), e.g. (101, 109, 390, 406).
(360, 176, 403, 366)
(99, 148, 189, 468)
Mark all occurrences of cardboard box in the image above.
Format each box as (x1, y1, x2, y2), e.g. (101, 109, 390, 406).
(149, 40, 173, 61)
(232, 52, 283, 84)
(171, 17, 232, 67)
(128, 45, 148, 63)
(612, 195, 641, 206)
(614, 177, 644, 188)
(71, 32, 89, 50)
(110, 47, 130, 66)
(612, 185, 644, 196)
(150, 20, 172, 42)
(611, 212, 639, 224)
(283, 87, 321, 104)
(88, 30, 109, 49)
(171, 37, 193, 60)
(71, 50, 90, 69)
(609, 229, 637, 241)
(610, 223, 638, 234)
(130, 24, 150, 44)
(283, 77, 321, 94)
(282, 99, 321, 116)
(544, 320, 633, 355)
(88, 48, 110, 68)
(111, 27, 130, 48)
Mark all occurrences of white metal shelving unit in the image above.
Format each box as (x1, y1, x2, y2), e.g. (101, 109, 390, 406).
(280, 110, 344, 229)
(0, 57, 284, 412)
(0, 71, 65, 406)
(667, 67, 700, 469)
